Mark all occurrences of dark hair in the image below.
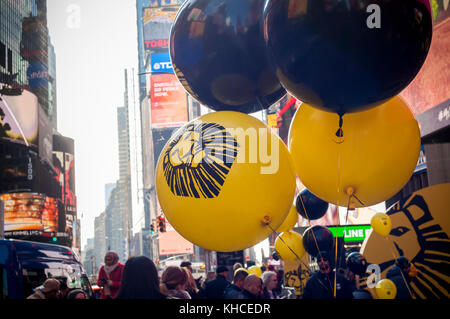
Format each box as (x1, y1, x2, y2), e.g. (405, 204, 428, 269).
(180, 261, 192, 268)
(160, 266, 187, 293)
(233, 269, 248, 282)
(66, 289, 86, 299)
(116, 256, 165, 299)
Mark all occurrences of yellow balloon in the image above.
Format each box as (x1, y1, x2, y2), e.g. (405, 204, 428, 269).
(371, 213, 392, 237)
(247, 265, 262, 277)
(276, 205, 298, 232)
(288, 96, 420, 207)
(375, 279, 397, 299)
(156, 111, 297, 252)
(275, 231, 305, 261)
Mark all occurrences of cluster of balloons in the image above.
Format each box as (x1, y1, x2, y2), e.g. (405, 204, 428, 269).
(156, 0, 432, 258)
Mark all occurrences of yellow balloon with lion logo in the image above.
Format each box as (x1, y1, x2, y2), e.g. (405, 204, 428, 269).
(276, 205, 298, 233)
(247, 265, 262, 277)
(156, 111, 296, 252)
(375, 279, 397, 299)
(288, 96, 420, 208)
(275, 231, 305, 261)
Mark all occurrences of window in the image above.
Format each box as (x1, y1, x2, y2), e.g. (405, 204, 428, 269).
(0, 41, 6, 68)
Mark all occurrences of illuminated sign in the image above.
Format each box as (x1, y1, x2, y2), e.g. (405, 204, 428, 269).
(328, 225, 372, 242)
(151, 52, 174, 73)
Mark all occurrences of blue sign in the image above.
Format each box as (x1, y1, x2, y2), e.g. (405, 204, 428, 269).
(151, 52, 174, 74)
(27, 62, 48, 89)
(414, 145, 427, 173)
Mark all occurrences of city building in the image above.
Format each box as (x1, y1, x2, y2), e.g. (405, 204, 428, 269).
(94, 211, 106, 272)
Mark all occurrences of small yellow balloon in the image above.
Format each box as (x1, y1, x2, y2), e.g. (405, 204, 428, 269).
(234, 268, 248, 276)
(275, 231, 305, 261)
(375, 279, 397, 299)
(288, 96, 420, 207)
(156, 111, 297, 251)
(371, 213, 392, 237)
(247, 265, 262, 277)
(276, 205, 298, 232)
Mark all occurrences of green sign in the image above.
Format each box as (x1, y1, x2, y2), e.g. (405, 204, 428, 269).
(328, 225, 372, 242)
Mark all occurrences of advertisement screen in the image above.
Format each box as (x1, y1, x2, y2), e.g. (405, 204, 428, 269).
(158, 220, 194, 256)
(150, 74, 188, 127)
(53, 134, 76, 214)
(151, 52, 174, 74)
(0, 85, 39, 148)
(152, 126, 180, 168)
(1, 192, 72, 247)
(400, 1, 449, 115)
(143, 6, 179, 51)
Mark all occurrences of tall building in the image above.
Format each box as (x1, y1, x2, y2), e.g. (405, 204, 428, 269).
(104, 183, 116, 208)
(94, 211, 106, 271)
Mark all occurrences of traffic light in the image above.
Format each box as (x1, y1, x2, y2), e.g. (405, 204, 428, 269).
(150, 223, 155, 235)
(157, 215, 166, 232)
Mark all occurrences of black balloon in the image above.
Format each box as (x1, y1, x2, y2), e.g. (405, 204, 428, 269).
(295, 189, 329, 220)
(302, 225, 334, 257)
(346, 252, 368, 276)
(170, 0, 286, 113)
(263, 0, 433, 114)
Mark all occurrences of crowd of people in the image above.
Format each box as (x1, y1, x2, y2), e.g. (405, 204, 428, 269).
(26, 250, 415, 300)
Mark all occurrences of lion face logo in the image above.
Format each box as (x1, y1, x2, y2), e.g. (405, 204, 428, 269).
(361, 184, 450, 299)
(162, 122, 239, 198)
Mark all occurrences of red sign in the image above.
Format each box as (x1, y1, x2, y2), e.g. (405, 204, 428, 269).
(150, 73, 188, 127)
(144, 39, 169, 50)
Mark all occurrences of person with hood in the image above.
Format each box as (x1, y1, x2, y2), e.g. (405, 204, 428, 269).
(97, 251, 124, 299)
(386, 256, 415, 299)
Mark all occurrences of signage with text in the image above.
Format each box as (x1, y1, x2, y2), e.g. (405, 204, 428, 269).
(328, 225, 372, 242)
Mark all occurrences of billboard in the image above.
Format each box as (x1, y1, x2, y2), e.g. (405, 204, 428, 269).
(152, 126, 180, 168)
(53, 134, 77, 215)
(158, 220, 194, 256)
(151, 52, 174, 74)
(400, 1, 449, 117)
(0, 85, 39, 148)
(1, 192, 72, 247)
(143, 6, 179, 51)
(150, 74, 188, 127)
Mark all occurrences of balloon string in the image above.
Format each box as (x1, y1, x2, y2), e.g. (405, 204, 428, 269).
(335, 114, 344, 138)
(337, 194, 353, 276)
(267, 223, 311, 272)
(384, 237, 415, 299)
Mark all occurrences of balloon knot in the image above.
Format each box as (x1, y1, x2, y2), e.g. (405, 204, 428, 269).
(261, 215, 272, 226)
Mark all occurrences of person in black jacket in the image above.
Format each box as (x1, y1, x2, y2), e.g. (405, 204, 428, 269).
(386, 256, 413, 299)
(224, 268, 249, 299)
(203, 266, 230, 299)
(302, 251, 353, 299)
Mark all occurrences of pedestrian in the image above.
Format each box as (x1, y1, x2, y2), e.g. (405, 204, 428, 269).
(97, 251, 125, 299)
(27, 278, 61, 299)
(67, 289, 87, 299)
(182, 266, 201, 299)
(203, 266, 230, 299)
(160, 266, 191, 299)
(302, 251, 353, 299)
(180, 260, 193, 273)
(386, 256, 415, 299)
(237, 274, 262, 299)
(261, 271, 279, 299)
(115, 256, 166, 299)
(224, 268, 249, 299)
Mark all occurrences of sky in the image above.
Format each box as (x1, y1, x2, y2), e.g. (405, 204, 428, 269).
(47, 0, 142, 248)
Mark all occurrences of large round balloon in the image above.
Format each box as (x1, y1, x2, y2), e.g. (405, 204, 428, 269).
(156, 111, 296, 252)
(276, 205, 298, 232)
(289, 96, 420, 208)
(295, 188, 329, 220)
(170, 0, 286, 113)
(248, 266, 262, 277)
(275, 231, 305, 261)
(302, 225, 334, 257)
(263, 0, 432, 114)
(346, 252, 368, 276)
